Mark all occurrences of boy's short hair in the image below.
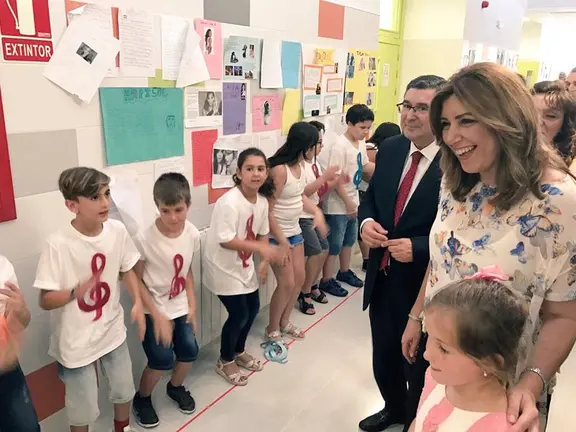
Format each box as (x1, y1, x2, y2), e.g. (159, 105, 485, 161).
(346, 104, 374, 125)
(58, 167, 110, 201)
(153, 173, 191, 206)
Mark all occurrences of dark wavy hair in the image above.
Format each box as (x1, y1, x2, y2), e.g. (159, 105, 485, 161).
(268, 122, 319, 169)
(430, 63, 569, 211)
(531, 80, 576, 166)
(367, 122, 401, 147)
(231, 147, 275, 199)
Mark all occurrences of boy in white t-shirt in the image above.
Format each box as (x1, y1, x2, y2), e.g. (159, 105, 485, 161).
(0, 256, 41, 431)
(320, 105, 375, 297)
(132, 173, 201, 428)
(34, 167, 146, 432)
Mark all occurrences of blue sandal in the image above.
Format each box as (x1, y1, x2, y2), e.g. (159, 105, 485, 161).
(261, 341, 288, 364)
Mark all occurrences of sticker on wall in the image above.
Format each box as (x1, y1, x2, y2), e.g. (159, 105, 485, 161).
(0, 89, 16, 222)
(0, 0, 53, 62)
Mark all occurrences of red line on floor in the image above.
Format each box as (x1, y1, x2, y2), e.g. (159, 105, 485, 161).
(175, 287, 362, 431)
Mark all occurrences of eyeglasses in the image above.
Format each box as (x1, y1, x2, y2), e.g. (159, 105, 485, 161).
(396, 102, 429, 114)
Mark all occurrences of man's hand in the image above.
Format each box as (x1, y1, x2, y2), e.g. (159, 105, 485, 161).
(383, 238, 413, 263)
(360, 221, 388, 248)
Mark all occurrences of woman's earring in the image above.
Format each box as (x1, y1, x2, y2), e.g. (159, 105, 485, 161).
(483, 370, 488, 378)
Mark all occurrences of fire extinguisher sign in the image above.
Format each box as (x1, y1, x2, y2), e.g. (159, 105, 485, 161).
(0, 0, 53, 62)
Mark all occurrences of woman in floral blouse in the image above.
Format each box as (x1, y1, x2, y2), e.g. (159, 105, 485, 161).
(401, 63, 576, 432)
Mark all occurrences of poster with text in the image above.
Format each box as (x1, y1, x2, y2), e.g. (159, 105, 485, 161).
(224, 35, 262, 80)
(184, 85, 223, 128)
(252, 95, 281, 132)
(194, 18, 222, 79)
(223, 82, 247, 135)
(344, 48, 379, 111)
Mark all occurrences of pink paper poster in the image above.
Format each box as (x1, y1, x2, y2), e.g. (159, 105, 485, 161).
(194, 19, 223, 80)
(252, 95, 282, 132)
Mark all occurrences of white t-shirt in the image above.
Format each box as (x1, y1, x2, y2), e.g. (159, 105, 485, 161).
(203, 187, 270, 296)
(0, 255, 18, 316)
(322, 134, 369, 215)
(33, 219, 140, 369)
(134, 220, 201, 320)
(301, 160, 322, 219)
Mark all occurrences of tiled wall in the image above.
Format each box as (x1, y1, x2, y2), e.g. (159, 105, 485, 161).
(0, 0, 379, 429)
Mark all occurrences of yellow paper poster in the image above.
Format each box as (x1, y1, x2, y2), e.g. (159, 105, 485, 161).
(315, 48, 334, 65)
(343, 49, 379, 111)
(282, 89, 302, 135)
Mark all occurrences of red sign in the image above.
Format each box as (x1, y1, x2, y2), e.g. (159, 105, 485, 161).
(0, 0, 53, 62)
(0, 90, 16, 223)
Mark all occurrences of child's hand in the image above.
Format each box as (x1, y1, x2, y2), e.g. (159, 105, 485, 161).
(345, 199, 357, 217)
(153, 312, 173, 346)
(338, 173, 352, 184)
(75, 275, 98, 302)
(187, 308, 198, 335)
(1, 282, 29, 332)
(313, 210, 329, 238)
(257, 261, 269, 285)
(322, 165, 340, 182)
(131, 302, 146, 341)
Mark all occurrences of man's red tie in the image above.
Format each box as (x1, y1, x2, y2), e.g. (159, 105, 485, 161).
(380, 151, 423, 270)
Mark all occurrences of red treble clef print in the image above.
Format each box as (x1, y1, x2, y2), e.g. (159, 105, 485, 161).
(77, 253, 111, 321)
(238, 215, 256, 268)
(312, 163, 328, 201)
(169, 254, 186, 299)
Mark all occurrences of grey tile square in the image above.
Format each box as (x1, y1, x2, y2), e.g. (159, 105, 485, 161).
(7, 130, 79, 198)
(204, 0, 250, 26)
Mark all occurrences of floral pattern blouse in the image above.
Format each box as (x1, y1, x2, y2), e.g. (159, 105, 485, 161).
(426, 176, 576, 375)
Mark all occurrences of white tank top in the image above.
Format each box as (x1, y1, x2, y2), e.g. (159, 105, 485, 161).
(273, 163, 305, 237)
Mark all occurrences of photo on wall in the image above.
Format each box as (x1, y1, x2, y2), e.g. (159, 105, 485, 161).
(199, 91, 222, 116)
(184, 86, 223, 128)
(212, 148, 238, 176)
(224, 35, 262, 80)
(252, 95, 282, 132)
(366, 92, 374, 106)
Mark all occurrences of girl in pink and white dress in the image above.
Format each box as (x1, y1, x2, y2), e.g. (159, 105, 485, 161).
(410, 269, 527, 432)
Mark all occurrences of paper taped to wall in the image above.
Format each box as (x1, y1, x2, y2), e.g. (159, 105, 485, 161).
(161, 15, 188, 81)
(118, 8, 154, 77)
(184, 86, 223, 128)
(176, 25, 210, 87)
(44, 14, 120, 103)
(108, 171, 144, 238)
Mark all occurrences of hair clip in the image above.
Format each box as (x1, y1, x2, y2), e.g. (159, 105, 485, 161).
(465, 265, 509, 282)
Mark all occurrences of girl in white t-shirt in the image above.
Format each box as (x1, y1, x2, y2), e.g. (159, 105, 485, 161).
(410, 268, 526, 432)
(204, 148, 282, 386)
(265, 122, 328, 342)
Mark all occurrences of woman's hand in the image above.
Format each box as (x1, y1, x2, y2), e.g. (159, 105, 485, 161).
(401, 318, 422, 364)
(507, 373, 542, 432)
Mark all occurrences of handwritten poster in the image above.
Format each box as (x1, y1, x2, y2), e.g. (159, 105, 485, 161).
(118, 8, 154, 77)
(282, 89, 302, 135)
(344, 48, 379, 111)
(194, 19, 222, 79)
(223, 83, 247, 135)
(191, 129, 217, 186)
(224, 36, 262, 80)
(161, 16, 189, 81)
(303, 95, 321, 117)
(100, 87, 184, 165)
(281, 41, 301, 89)
(303, 65, 323, 91)
(315, 48, 334, 65)
(252, 95, 281, 132)
(260, 39, 283, 88)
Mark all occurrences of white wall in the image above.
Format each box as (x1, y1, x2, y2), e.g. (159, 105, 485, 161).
(519, 21, 542, 60)
(403, 0, 467, 40)
(464, 0, 527, 50)
(528, 0, 576, 11)
(540, 15, 576, 78)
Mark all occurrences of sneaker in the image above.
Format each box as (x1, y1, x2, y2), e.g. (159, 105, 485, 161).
(337, 269, 364, 288)
(109, 426, 137, 432)
(132, 392, 159, 428)
(319, 278, 349, 297)
(167, 382, 196, 414)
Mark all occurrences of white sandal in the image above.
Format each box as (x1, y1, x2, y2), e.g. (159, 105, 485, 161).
(235, 352, 264, 372)
(215, 358, 248, 386)
(281, 323, 305, 340)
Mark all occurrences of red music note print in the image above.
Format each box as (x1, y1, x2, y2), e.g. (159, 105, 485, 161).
(77, 253, 111, 321)
(238, 215, 256, 268)
(169, 254, 186, 299)
(311, 163, 328, 200)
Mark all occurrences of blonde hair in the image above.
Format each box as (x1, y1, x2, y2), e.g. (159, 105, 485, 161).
(430, 63, 569, 211)
(425, 278, 528, 387)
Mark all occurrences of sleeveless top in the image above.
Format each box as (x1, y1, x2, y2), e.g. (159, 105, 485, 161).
(272, 164, 305, 237)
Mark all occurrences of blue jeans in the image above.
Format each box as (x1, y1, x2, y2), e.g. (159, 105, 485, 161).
(325, 215, 358, 255)
(142, 315, 199, 371)
(0, 364, 40, 432)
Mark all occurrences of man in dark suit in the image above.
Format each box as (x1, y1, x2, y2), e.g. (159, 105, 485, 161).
(358, 75, 446, 432)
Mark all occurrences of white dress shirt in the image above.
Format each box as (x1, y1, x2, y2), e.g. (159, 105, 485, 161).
(360, 141, 440, 232)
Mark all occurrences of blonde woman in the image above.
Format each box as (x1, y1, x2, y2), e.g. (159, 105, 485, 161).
(402, 63, 576, 432)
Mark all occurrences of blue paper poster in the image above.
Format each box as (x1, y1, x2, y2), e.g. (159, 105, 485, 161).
(100, 87, 184, 166)
(281, 41, 301, 89)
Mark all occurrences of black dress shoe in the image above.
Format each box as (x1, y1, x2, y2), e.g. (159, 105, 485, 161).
(359, 409, 404, 432)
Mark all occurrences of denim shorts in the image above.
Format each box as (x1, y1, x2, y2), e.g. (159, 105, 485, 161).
(269, 233, 305, 248)
(58, 341, 135, 426)
(0, 364, 40, 432)
(142, 315, 199, 371)
(299, 218, 328, 257)
(325, 214, 358, 255)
